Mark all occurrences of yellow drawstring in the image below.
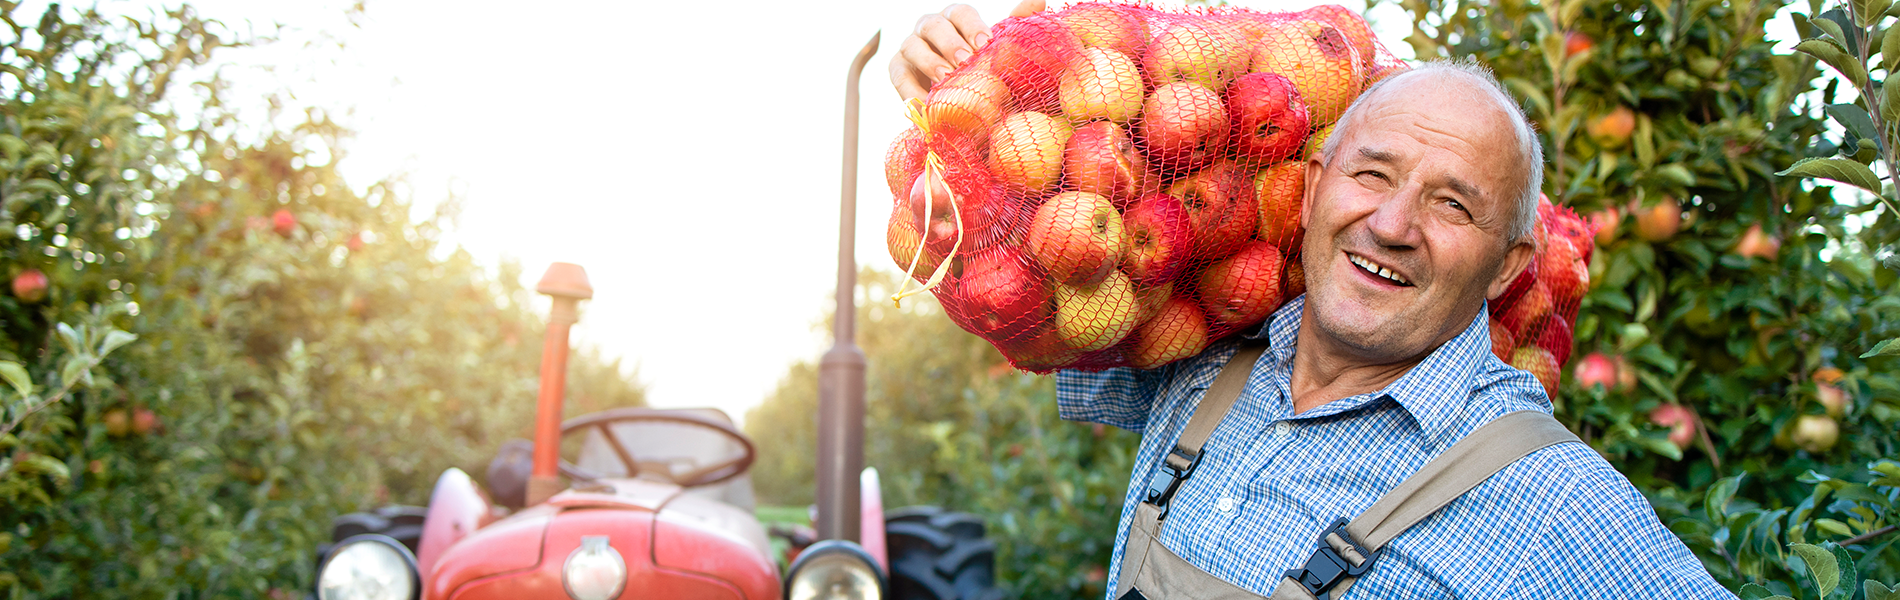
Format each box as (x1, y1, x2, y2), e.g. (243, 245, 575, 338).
(892, 98, 968, 307)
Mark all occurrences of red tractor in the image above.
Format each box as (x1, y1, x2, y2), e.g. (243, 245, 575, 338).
(310, 34, 1004, 600)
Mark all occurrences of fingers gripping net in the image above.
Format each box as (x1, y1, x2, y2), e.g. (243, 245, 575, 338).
(884, 2, 1534, 374)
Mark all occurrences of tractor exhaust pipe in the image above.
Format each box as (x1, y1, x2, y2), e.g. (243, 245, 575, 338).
(529, 262, 593, 506)
(816, 30, 880, 543)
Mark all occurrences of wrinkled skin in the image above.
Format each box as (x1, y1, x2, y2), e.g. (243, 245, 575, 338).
(1291, 71, 1537, 413)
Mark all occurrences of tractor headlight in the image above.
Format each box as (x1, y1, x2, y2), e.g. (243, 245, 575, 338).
(785, 540, 885, 600)
(563, 536, 627, 600)
(317, 534, 420, 600)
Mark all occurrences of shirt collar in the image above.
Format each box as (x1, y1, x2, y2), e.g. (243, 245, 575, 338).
(1246, 295, 1495, 447)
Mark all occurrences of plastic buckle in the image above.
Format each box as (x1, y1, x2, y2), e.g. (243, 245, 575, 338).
(1142, 448, 1203, 520)
(1283, 518, 1380, 600)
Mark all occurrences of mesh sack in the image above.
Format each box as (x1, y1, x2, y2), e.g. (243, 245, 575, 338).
(1488, 195, 1596, 399)
(884, 2, 1412, 373)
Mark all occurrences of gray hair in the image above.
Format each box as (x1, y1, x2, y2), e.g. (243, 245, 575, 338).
(1320, 58, 1544, 242)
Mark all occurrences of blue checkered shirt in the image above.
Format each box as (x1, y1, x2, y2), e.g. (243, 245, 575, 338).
(1056, 296, 1733, 599)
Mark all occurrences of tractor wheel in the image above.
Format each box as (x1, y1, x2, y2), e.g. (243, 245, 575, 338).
(884, 506, 1003, 600)
(315, 505, 427, 567)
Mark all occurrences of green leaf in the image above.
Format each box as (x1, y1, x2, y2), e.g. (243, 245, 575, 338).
(1778, 157, 1884, 195)
(96, 330, 136, 357)
(15, 454, 69, 481)
(1740, 583, 1776, 600)
(1830, 545, 1859, 600)
(1708, 475, 1744, 525)
(1860, 0, 1893, 26)
(55, 323, 81, 353)
(0, 361, 30, 398)
(1867, 580, 1898, 600)
(1883, 83, 1900, 129)
(1791, 543, 1841, 597)
(1862, 337, 1900, 357)
(1812, 17, 1854, 50)
(1828, 104, 1881, 142)
(1796, 39, 1872, 88)
(59, 355, 90, 388)
(1886, 19, 1900, 71)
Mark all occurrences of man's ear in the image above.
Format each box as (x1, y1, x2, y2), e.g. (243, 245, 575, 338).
(1301, 157, 1323, 229)
(1488, 237, 1536, 300)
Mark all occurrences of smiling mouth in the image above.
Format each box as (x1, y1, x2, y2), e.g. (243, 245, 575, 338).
(1348, 253, 1414, 286)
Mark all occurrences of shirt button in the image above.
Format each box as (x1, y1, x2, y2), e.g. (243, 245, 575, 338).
(1274, 422, 1292, 438)
(1215, 497, 1236, 512)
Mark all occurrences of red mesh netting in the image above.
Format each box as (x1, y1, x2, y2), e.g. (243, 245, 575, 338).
(1493, 196, 1595, 399)
(885, 2, 1585, 378)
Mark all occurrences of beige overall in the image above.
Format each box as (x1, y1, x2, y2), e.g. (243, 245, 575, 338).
(1113, 344, 1582, 600)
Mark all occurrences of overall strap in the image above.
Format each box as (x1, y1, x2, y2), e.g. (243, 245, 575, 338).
(1278, 411, 1581, 600)
(1142, 340, 1269, 520)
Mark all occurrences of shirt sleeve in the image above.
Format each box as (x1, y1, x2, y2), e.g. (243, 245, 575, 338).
(1054, 366, 1166, 433)
(1509, 451, 1737, 599)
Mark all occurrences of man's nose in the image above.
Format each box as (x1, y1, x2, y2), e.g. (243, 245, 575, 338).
(1365, 189, 1424, 249)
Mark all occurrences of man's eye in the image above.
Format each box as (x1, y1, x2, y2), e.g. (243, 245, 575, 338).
(1445, 199, 1473, 217)
(1355, 170, 1387, 181)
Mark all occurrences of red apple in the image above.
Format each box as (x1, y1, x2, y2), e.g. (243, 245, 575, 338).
(987, 16, 1082, 110)
(1056, 3, 1148, 58)
(1564, 31, 1594, 57)
(1197, 241, 1285, 329)
(1537, 234, 1588, 305)
(1139, 82, 1230, 174)
(990, 111, 1073, 193)
(271, 209, 296, 236)
(1587, 106, 1637, 148)
(1283, 253, 1306, 299)
(1510, 346, 1561, 401)
(1135, 280, 1174, 322)
(924, 70, 1010, 142)
(1251, 20, 1363, 125)
(1612, 355, 1638, 391)
(952, 245, 1053, 342)
(1058, 47, 1146, 124)
(1027, 191, 1125, 286)
(1498, 277, 1553, 339)
(888, 207, 948, 282)
(905, 164, 998, 256)
(1063, 121, 1148, 205)
(1170, 161, 1257, 260)
(1300, 5, 1379, 70)
(1648, 403, 1697, 451)
(1816, 383, 1850, 418)
(886, 127, 925, 199)
(11, 269, 48, 303)
(1130, 297, 1212, 369)
(1633, 196, 1682, 242)
(1588, 207, 1619, 246)
(132, 408, 158, 436)
(1055, 270, 1140, 352)
(1252, 161, 1304, 245)
(1535, 316, 1574, 366)
(1000, 323, 1082, 372)
(1487, 317, 1514, 361)
(1143, 21, 1250, 92)
(1790, 414, 1840, 453)
(1226, 72, 1311, 166)
(1574, 352, 1617, 390)
(1733, 223, 1781, 260)
(1120, 194, 1191, 285)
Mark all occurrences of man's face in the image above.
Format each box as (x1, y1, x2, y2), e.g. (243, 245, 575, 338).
(1298, 74, 1535, 362)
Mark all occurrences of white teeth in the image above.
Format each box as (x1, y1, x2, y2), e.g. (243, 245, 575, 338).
(1350, 254, 1410, 286)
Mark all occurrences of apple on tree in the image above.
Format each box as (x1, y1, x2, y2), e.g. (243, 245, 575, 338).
(1789, 414, 1839, 453)
(1058, 47, 1147, 124)
(1139, 82, 1231, 173)
(1197, 241, 1285, 329)
(1633, 196, 1682, 242)
(1063, 121, 1149, 205)
(1226, 72, 1311, 166)
(1027, 191, 1126, 286)
(1648, 403, 1697, 451)
(1130, 297, 1211, 369)
(1573, 352, 1618, 390)
(1120, 193, 1193, 285)
(11, 268, 48, 303)
(1055, 269, 1141, 352)
(1169, 161, 1257, 260)
(271, 208, 297, 237)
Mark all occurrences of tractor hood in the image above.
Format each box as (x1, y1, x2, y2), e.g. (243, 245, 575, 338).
(427, 479, 778, 600)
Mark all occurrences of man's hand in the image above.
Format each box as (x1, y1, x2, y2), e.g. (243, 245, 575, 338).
(889, 1, 1046, 102)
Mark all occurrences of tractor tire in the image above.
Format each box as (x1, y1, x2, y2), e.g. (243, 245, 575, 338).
(315, 505, 427, 568)
(884, 506, 1004, 600)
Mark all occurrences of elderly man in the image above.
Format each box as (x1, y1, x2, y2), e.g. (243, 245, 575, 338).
(893, 4, 1733, 599)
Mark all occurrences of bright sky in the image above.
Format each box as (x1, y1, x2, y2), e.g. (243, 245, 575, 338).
(86, 0, 1418, 425)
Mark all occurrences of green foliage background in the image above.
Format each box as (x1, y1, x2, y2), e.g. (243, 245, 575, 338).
(0, 5, 644, 596)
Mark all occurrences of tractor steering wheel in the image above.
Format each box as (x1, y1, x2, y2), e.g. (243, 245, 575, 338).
(556, 408, 757, 488)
